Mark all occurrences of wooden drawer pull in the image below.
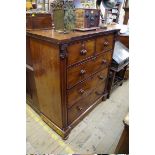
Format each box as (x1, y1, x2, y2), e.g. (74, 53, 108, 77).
(80, 69, 86, 75)
(76, 106, 83, 111)
(95, 91, 103, 95)
(102, 59, 107, 64)
(98, 75, 106, 80)
(79, 89, 85, 94)
(104, 41, 109, 47)
(80, 49, 87, 55)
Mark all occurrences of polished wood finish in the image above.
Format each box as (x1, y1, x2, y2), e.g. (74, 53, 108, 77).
(30, 38, 63, 128)
(67, 68, 108, 109)
(118, 34, 129, 48)
(26, 25, 120, 43)
(96, 34, 114, 54)
(67, 51, 112, 89)
(26, 25, 120, 139)
(68, 69, 108, 124)
(26, 35, 40, 113)
(67, 39, 95, 66)
(26, 69, 40, 113)
(26, 36, 33, 66)
(115, 124, 129, 153)
(26, 13, 52, 30)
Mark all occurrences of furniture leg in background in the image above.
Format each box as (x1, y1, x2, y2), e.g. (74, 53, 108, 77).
(115, 113, 129, 154)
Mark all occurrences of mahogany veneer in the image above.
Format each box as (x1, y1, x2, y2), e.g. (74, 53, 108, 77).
(26, 26, 120, 139)
(26, 13, 52, 30)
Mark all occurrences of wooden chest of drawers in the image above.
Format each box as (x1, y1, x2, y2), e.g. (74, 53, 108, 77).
(26, 27, 120, 139)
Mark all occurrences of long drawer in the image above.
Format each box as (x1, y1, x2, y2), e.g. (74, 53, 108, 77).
(67, 50, 112, 89)
(67, 68, 108, 109)
(67, 69, 108, 124)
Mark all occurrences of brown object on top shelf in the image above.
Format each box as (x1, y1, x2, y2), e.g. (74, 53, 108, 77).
(75, 9, 100, 30)
(26, 25, 120, 139)
(26, 13, 52, 30)
(115, 113, 129, 154)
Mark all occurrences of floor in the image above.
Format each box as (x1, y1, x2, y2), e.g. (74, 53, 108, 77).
(26, 80, 129, 154)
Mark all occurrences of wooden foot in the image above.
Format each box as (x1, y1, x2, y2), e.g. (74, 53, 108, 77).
(106, 91, 111, 99)
(120, 83, 123, 86)
(62, 135, 69, 140)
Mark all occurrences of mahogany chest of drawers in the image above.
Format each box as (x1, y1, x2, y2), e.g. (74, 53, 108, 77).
(26, 27, 120, 139)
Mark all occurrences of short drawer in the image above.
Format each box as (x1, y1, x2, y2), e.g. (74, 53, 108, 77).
(67, 72, 107, 125)
(96, 34, 114, 54)
(67, 51, 112, 89)
(67, 68, 108, 108)
(67, 39, 95, 66)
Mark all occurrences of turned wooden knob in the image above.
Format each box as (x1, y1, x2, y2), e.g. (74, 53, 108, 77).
(102, 59, 107, 64)
(80, 49, 87, 55)
(98, 75, 105, 80)
(104, 41, 109, 47)
(79, 89, 85, 94)
(80, 69, 86, 75)
(95, 91, 103, 95)
(77, 106, 83, 111)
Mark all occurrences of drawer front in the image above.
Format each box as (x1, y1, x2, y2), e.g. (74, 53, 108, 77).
(67, 51, 112, 89)
(68, 71, 108, 124)
(67, 39, 95, 66)
(67, 68, 108, 108)
(96, 34, 114, 54)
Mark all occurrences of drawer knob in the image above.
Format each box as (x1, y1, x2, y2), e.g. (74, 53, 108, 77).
(80, 49, 87, 55)
(79, 89, 85, 94)
(104, 41, 109, 47)
(76, 106, 83, 111)
(95, 91, 103, 95)
(80, 69, 86, 75)
(98, 75, 106, 80)
(102, 59, 107, 64)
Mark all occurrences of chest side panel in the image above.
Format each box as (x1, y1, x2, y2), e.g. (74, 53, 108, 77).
(29, 38, 63, 128)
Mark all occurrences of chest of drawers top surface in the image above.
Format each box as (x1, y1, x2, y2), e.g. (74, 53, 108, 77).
(26, 24, 120, 43)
